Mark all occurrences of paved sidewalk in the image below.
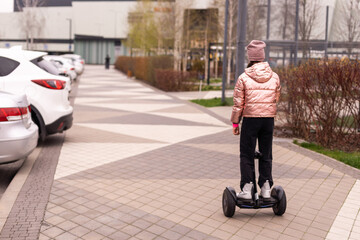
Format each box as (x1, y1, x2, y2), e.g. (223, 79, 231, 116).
(168, 90, 233, 101)
(1, 65, 359, 240)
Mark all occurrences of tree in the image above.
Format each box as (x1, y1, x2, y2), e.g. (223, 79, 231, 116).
(214, 0, 268, 84)
(274, 0, 295, 65)
(212, 0, 238, 85)
(127, 0, 183, 57)
(127, 0, 159, 56)
(16, 0, 46, 50)
(173, 0, 220, 74)
(298, 0, 320, 59)
(275, 0, 295, 40)
(246, 0, 267, 41)
(337, 0, 360, 56)
(156, 0, 176, 54)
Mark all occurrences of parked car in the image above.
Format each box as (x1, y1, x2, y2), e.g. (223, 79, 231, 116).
(30, 55, 71, 79)
(9, 47, 72, 91)
(0, 91, 38, 164)
(0, 48, 73, 141)
(61, 54, 85, 75)
(44, 55, 77, 82)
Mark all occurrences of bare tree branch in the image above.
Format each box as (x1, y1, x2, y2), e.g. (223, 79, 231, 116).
(16, 0, 46, 50)
(298, 0, 320, 59)
(336, 0, 360, 56)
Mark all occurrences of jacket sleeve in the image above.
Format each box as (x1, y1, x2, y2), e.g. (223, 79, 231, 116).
(275, 74, 281, 103)
(230, 76, 245, 124)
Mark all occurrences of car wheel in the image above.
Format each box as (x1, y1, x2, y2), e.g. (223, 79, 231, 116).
(30, 106, 46, 142)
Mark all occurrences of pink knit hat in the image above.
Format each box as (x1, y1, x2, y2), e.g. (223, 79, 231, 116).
(247, 40, 266, 61)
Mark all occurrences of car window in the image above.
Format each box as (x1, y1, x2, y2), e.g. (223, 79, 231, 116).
(31, 57, 61, 75)
(52, 60, 63, 68)
(0, 56, 20, 76)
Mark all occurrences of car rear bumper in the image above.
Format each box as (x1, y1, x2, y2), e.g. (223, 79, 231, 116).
(45, 112, 73, 135)
(0, 123, 38, 164)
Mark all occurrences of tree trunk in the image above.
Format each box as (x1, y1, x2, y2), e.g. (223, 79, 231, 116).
(215, 46, 218, 78)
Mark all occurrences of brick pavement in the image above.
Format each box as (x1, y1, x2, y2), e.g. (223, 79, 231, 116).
(1, 65, 359, 240)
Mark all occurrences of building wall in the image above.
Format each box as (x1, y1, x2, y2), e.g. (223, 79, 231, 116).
(0, 0, 356, 63)
(72, 1, 137, 39)
(0, 7, 73, 52)
(75, 40, 115, 64)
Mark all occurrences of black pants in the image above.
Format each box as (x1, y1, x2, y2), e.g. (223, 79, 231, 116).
(240, 117, 274, 190)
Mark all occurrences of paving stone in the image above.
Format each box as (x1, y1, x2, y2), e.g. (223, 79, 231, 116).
(54, 232, 78, 240)
(69, 225, 91, 237)
(135, 230, 157, 240)
(56, 221, 77, 231)
(147, 224, 167, 235)
(121, 225, 142, 236)
(81, 231, 104, 240)
(81, 220, 104, 231)
(41, 226, 64, 239)
(94, 225, 117, 236)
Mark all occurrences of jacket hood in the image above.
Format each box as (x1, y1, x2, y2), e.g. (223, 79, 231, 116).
(244, 62, 273, 83)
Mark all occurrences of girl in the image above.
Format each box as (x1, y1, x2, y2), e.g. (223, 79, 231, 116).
(231, 40, 281, 199)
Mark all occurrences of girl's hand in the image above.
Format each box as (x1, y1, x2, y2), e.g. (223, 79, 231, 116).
(233, 127, 239, 135)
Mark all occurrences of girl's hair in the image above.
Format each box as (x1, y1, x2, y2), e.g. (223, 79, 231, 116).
(247, 61, 261, 68)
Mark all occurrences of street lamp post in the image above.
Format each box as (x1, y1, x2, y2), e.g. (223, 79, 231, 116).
(221, 0, 229, 104)
(66, 18, 72, 52)
(236, 0, 247, 81)
(325, 5, 329, 59)
(265, 0, 271, 62)
(294, 0, 299, 65)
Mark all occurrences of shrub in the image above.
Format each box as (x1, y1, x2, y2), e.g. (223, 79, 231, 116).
(115, 56, 135, 75)
(278, 59, 360, 151)
(115, 56, 173, 85)
(192, 59, 205, 73)
(155, 69, 197, 91)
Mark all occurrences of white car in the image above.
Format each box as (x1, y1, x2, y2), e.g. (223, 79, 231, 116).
(61, 54, 85, 75)
(0, 91, 38, 164)
(44, 55, 77, 82)
(0, 48, 73, 141)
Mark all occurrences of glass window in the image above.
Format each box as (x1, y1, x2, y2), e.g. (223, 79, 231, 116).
(0, 56, 20, 76)
(31, 57, 61, 75)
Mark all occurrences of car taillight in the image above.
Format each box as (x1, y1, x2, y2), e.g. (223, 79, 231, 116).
(0, 106, 29, 122)
(32, 79, 66, 90)
(80, 60, 84, 64)
(20, 107, 28, 115)
(70, 67, 75, 71)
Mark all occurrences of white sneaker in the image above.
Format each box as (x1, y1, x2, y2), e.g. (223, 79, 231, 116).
(260, 180, 271, 199)
(237, 182, 253, 200)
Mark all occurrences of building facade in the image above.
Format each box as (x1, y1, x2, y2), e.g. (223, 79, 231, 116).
(0, 0, 357, 64)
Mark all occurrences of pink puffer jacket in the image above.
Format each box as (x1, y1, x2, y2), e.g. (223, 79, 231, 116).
(231, 62, 281, 124)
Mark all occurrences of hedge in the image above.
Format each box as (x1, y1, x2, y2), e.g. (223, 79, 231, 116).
(278, 59, 360, 151)
(115, 56, 173, 86)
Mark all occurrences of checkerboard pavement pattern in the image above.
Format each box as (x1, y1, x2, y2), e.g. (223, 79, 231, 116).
(1, 65, 359, 240)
